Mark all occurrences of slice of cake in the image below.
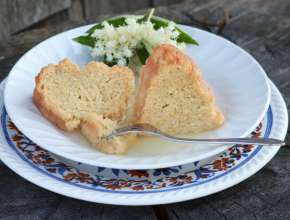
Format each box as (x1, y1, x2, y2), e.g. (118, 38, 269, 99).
(133, 44, 224, 135)
(80, 114, 135, 154)
(33, 58, 135, 153)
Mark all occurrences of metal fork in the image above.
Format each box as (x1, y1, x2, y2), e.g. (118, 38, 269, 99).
(103, 123, 285, 146)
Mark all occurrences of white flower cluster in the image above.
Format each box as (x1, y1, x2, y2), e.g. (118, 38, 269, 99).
(91, 17, 185, 66)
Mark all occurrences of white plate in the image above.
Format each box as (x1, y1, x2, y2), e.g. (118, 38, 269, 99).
(4, 24, 270, 169)
(0, 80, 287, 205)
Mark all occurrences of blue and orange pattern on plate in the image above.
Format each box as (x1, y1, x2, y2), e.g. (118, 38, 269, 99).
(1, 107, 272, 194)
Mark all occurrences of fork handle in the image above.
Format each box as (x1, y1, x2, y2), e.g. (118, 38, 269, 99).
(159, 136, 285, 146)
(109, 129, 285, 146)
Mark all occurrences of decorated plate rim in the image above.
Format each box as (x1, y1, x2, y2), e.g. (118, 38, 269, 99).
(0, 80, 287, 205)
(0, 106, 271, 194)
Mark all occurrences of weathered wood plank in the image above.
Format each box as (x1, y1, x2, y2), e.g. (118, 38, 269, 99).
(69, 0, 86, 22)
(0, 0, 71, 40)
(177, 0, 290, 17)
(164, 146, 290, 220)
(0, 1, 289, 219)
(152, 0, 185, 6)
(83, 0, 151, 22)
(0, 18, 84, 82)
(0, 164, 157, 220)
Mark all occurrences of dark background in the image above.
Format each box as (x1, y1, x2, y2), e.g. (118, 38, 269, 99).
(0, 0, 184, 40)
(0, 0, 290, 219)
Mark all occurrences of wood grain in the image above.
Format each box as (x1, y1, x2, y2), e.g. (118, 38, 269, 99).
(83, 0, 151, 22)
(0, 165, 157, 219)
(0, 0, 71, 40)
(152, 0, 185, 6)
(0, 0, 289, 219)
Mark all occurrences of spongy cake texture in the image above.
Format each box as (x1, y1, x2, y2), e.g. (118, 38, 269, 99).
(34, 44, 224, 154)
(134, 44, 224, 135)
(33, 59, 135, 153)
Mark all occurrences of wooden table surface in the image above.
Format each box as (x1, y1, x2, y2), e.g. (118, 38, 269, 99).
(0, 0, 289, 219)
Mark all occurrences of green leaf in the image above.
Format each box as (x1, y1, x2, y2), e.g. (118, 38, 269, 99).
(136, 44, 150, 64)
(142, 40, 153, 54)
(108, 17, 127, 27)
(176, 27, 199, 45)
(150, 17, 198, 46)
(104, 59, 117, 67)
(103, 55, 117, 66)
(128, 53, 143, 74)
(86, 23, 103, 35)
(72, 36, 95, 48)
(150, 17, 169, 29)
(86, 17, 127, 35)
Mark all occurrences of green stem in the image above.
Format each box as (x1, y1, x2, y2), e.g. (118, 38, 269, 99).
(146, 8, 155, 22)
(138, 8, 155, 23)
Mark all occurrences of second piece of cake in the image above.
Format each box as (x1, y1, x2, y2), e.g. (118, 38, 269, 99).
(134, 44, 224, 135)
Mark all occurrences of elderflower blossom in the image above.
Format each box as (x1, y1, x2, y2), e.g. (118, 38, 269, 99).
(91, 17, 185, 66)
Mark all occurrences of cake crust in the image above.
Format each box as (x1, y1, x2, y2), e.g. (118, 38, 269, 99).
(33, 59, 135, 154)
(33, 60, 81, 131)
(133, 44, 224, 135)
(33, 58, 134, 131)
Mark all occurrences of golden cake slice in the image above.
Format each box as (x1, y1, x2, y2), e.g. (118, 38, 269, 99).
(80, 114, 135, 154)
(33, 58, 135, 153)
(134, 44, 224, 135)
